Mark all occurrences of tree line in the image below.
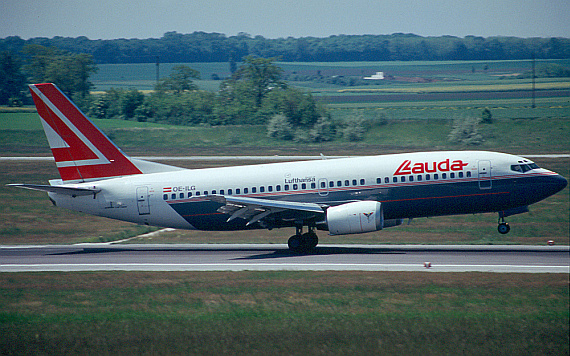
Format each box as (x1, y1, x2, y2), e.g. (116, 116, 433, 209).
(1, 47, 345, 142)
(1, 32, 568, 64)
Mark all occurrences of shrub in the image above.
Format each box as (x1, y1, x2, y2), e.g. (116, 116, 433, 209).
(267, 114, 294, 140)
(448, 116, 484, 145)
(342, 115, 368, 141)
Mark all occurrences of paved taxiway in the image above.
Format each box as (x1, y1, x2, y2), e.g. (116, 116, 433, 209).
(1, 244, 568, 273)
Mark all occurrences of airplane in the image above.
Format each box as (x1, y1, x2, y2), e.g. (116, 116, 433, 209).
(10, 83, 568, 252)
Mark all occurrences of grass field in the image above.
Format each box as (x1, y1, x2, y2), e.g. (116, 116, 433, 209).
(0, 271, 567, 355)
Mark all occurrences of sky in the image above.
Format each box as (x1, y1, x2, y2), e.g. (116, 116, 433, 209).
(1, 0, 569, 40)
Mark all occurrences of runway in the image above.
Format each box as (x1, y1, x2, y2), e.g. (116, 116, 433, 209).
(1, 244, 568, 273)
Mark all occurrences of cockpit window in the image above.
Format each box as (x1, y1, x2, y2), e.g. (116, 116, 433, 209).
(511, 163, 539, 173)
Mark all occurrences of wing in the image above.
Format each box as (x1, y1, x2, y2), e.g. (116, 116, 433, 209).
(206, 195, 326, 227)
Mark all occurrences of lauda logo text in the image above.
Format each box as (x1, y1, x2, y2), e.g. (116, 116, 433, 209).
(394, 159, 468, 176)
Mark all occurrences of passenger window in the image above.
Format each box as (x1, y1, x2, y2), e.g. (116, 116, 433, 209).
(228, 189, 233, 195)
(450, 173, 455, 179)
(329, 181, 334, 188)
(376, 178, 381, 184)
(163, 194, 168, 200)
(204, 191, 208, 196)
(268, 186, 273, 192)
(171, 193, 176, 200)
(276, 185, 281, 191)
(417, 175, 422, 181)
(345, 180, 350, 186)
(293, 184, 298, 190)
(188, 192, 193, 198)
(409, 176, 414, 182)
(434, 174, 439, 180)
(337, 181, 342, 187)
(301, 183, 306, 189)
(426, 174, 430, 180)
(385, 177, 389, 183)
(393, 177, 397, 183)
(360, 179, 365, 185)
(251, 187, 256, 193)
(260, 187, 264, 193)
(458, 172, 463, 178)
(321, 181, 326, 188)
(196, 192, 200, 196)
(353, 179, 358, 186)
(311, 182, 316, 189)
(442, 173, 447, 179)
(401, 176, 406, 182)
(284, 185, 290, 191)
(235, 189, 240, 194)
(211, 190, 216, 195)
(244, 188, 248, 194)
(466, 171, 471, 178)
(179, 193, 183, 199)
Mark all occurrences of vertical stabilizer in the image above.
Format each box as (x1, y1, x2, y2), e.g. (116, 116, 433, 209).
(29, 83, 143, 183)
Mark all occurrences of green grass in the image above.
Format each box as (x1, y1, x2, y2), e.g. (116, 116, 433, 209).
(0, 271, 567, 355)
(2, 112, 569, 154)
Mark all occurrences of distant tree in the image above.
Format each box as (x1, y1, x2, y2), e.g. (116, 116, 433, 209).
(481, 108, 493, 124)
(22, 44, 97, 98)
(155, 65, 200, 93)
(226, 56, 286, 108)
(0, 51, 26, 105)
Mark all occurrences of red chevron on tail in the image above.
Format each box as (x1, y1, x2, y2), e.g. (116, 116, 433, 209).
(29, 83, 143, 183)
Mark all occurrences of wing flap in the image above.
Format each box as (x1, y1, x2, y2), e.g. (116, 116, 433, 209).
(206, 195, 326, 225)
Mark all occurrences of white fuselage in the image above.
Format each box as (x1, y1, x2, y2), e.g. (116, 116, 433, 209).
(49, 151, 567, 233)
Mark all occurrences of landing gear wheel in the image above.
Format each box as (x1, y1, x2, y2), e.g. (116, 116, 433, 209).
(303, 232, 319, 249)
(288, 230, 319, 253)
(498, 222, 510, 234)
(288, 235, 302, 252)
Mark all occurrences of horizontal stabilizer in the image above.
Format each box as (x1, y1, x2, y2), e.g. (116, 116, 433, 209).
(8, 183, 100, 197)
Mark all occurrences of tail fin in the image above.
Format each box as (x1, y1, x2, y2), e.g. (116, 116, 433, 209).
(29, 83, 178, 183)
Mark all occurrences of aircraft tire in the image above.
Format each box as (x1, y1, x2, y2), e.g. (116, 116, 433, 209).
(498, 222, 510, 234)
(304, 232, 319, 249)
(288, 235, 303, 252)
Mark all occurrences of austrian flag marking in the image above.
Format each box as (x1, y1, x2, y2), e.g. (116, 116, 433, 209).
(394, 159, 468, 176)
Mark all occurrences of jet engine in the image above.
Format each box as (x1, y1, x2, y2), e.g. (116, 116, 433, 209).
(326, 201, 404, 235)
(327, 201, 382, 235)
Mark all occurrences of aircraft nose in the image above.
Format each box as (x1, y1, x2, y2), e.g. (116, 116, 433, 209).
(549, 174, 568, 194)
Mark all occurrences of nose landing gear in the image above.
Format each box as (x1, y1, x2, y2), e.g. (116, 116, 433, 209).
(498, 216, 510, 234)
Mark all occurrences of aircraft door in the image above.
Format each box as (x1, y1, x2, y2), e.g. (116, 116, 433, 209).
(318, 178, 329, 196)
(478, 161, 492, 189)
(136, 186, 150, 215)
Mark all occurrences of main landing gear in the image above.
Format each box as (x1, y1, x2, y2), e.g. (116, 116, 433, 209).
(288, 224, 318, 253)
(498, 216, 510, 234)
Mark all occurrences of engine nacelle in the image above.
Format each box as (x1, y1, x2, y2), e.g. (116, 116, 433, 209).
(327, 201, 384, 235)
